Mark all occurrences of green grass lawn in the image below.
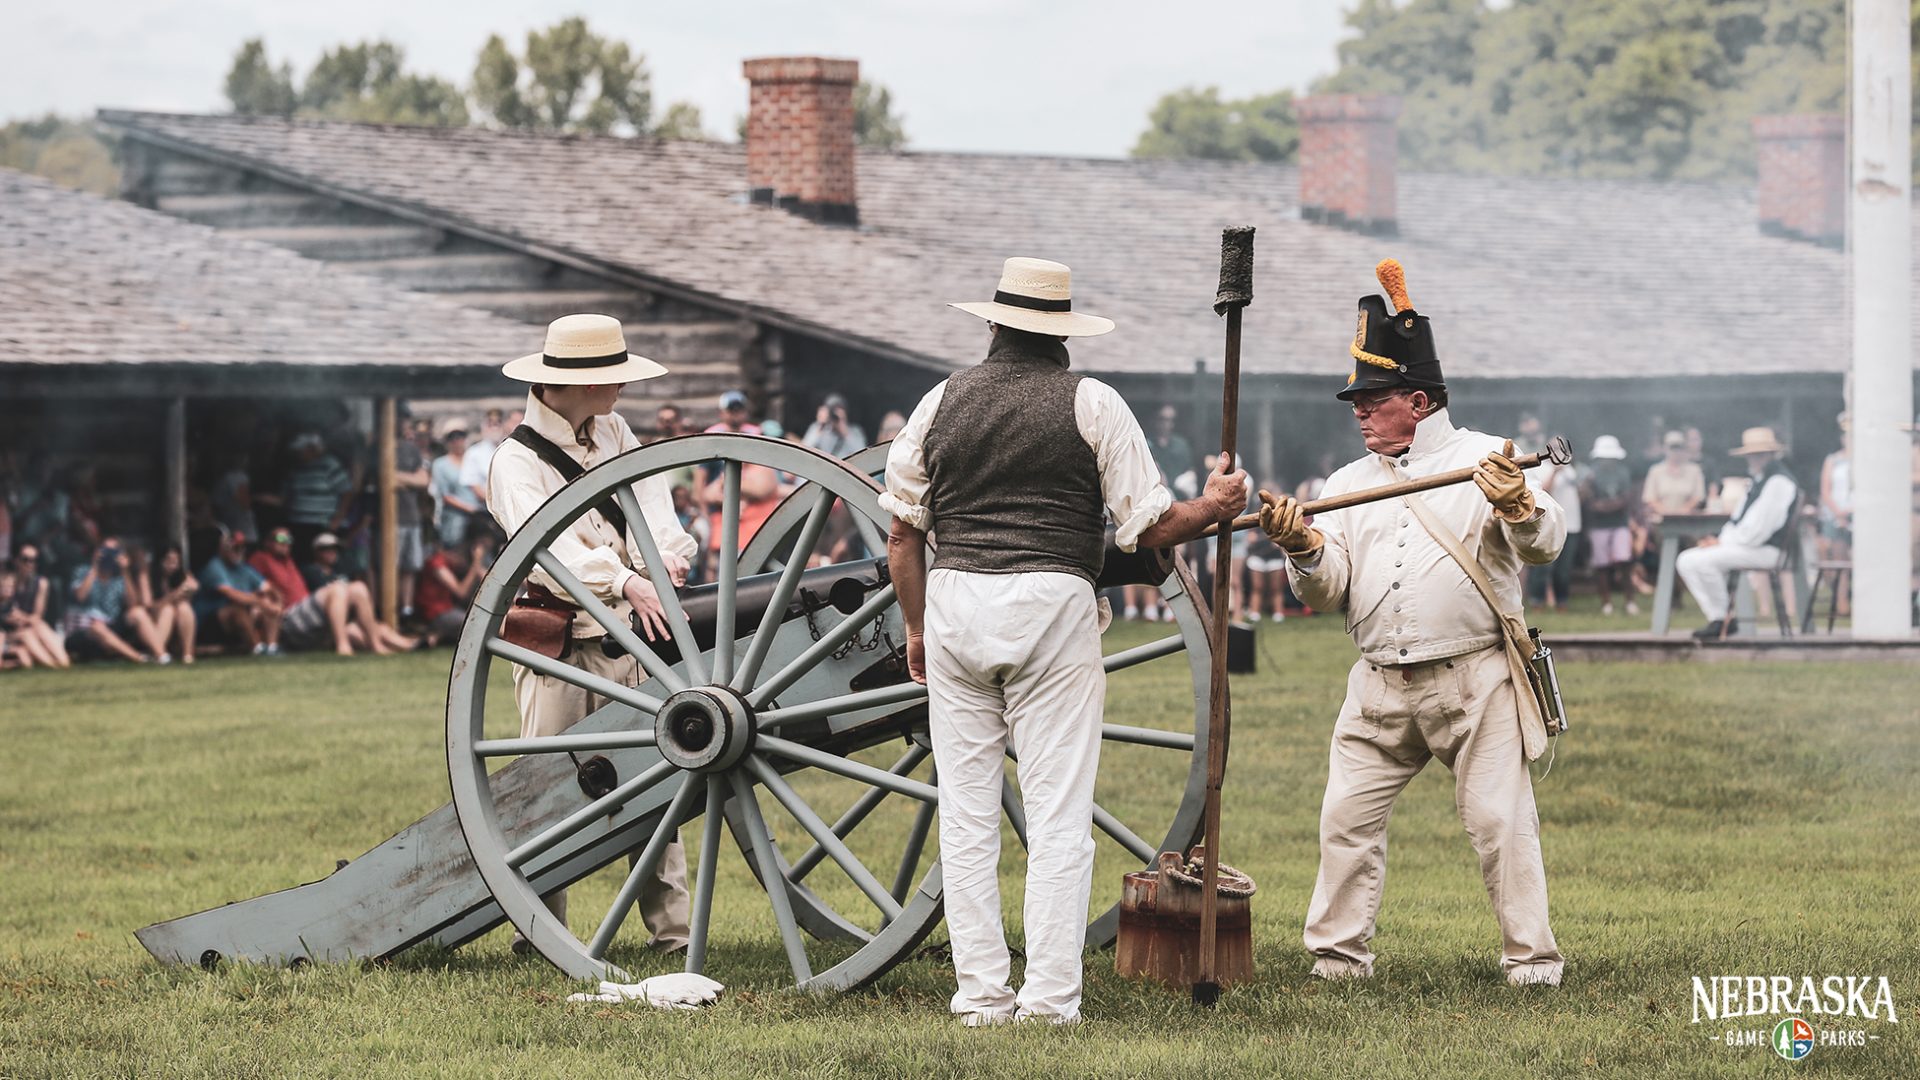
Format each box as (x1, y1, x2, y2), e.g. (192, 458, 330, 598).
(2, 613, 1915, 1078)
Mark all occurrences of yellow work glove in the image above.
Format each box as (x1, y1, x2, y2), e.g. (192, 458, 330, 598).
(1474, 439, 1537, 523)
(1257, 490, 1324, 557)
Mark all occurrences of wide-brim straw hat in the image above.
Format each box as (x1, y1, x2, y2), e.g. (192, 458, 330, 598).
(1729, 426, 1788, 456)
(949, 257, 1115, 337)
(502, 313, 670, 384)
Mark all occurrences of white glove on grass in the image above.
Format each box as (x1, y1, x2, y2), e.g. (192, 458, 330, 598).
(566, 972, 724, 1009)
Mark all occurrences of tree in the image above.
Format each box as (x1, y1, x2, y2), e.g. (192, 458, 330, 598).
(0, 115, 118, 194)
(470, 17, 651, 134)
(853, 80, 907, 149)
(300, 41, 468, 127)
(1131, 87, 1298, 162)
(224, 38, 296, 117)
(652, 101, 708, 141)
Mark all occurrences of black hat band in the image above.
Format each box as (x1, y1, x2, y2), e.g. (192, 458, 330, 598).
(994, 290, 1072, 313)
(544, 349, 629, 369)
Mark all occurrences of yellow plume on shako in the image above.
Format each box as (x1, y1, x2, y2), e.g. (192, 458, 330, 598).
(1375, 258, 1413, 314)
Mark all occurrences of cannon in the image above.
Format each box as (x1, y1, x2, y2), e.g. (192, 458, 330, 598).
(137, 434, 1219, 990)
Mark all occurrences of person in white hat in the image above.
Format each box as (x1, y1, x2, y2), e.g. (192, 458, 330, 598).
(489, 313, 697, 953)
(1676, 427, 1800, 639)
(883, 257, 1249, 1025)
(1580, 435, 1637, 616)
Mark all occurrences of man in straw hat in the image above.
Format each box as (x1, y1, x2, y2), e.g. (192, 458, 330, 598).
(489, 313, 698, 954)
(1675, 426, 1800, 639)
(883, 257, 1249, 1025)
(1256, 259, 1568, 987)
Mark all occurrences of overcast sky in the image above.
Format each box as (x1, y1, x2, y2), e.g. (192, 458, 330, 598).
(2, 1, 1351, 157)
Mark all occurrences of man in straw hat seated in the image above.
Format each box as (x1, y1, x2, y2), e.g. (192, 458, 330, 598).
(882, 257, 1249, 1025)
(489, 313, 697, 955)
(1676, 426, 1800, 639)
(1256, 259, 1568, 987)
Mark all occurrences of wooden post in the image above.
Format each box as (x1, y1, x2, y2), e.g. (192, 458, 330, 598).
(164, 397, 188, 556)
(376, 397, 398, 627)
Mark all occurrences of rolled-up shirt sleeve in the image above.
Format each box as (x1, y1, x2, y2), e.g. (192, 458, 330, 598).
(1077, 379, 1173, 552)
(880, 382, 947, 531)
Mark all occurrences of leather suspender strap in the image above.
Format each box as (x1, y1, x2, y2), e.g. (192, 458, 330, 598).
(507, 425, 629, 539)
(1382, 458, 1550, 761)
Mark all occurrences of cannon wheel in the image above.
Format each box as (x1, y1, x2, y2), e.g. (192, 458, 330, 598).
(446, 434, 1212, 991)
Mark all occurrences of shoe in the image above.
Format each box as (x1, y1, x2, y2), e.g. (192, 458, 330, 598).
(511, 935, 536, 957)
(1507, 963, 1564, 987)
(1691, 619, 1726, 641)
(154, 653, 172, 665)
(1123, 606, 1139, 620)
(263, 643, 283, 657)
(251, 643, 267, 656)
(1248, 611, 1263, 622)
(959, 1009, 1013, 1027)
(1160, 609, 1177, 623)
(1310, 956, 1374, 980)
(1626, 601, 1641, 616)
(1600, 602, 1614, 616)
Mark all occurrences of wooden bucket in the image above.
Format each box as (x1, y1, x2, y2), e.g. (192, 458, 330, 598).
(1115, 847, 1255, 987)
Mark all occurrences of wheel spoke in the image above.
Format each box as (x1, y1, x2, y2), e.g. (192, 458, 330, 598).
(685, 776, 725, 976)
(1000, 774, 1029, 850)
(484, 637, 664, 716)
(757, 734, 939, 803)
(747, 584, 897, 708)
(614, 486, 708, 685)
(852, 509, 886, 560)
(1103, 634, 1187, 673)
(474, 730, 658, 758)
(732, 488, 833, 693)
(505, 757, 680, 869)
(1099, 723, 1195, 751)
(789, 743, 928, 881)
(532, 551, 688, 695)
(757, 681, 928, 730)
(892, 784, 936, 903)
(746, 756, 904, 923)
(711, 460, 743, 685)
(728, 770, 813, 984)
(1092, 801, 1159, 864)
(588, 776, 701, 959)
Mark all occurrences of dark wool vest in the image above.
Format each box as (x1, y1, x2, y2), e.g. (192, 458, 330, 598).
(1731, 461, 1799, 549)
(923, 330, 1107, 583)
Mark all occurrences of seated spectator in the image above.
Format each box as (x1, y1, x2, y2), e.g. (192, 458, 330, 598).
(196, 530, 283, 655)
(302, 531, 419, 655)
(67, 538, 168, 663)
(415, 536, 491, 646)
(136, 543, 199, 664)
(803, 393, 867, 458)
(3, 544, 70, 668)
(250, 529, 415, 656)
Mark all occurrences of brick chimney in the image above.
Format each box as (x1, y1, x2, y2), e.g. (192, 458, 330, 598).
(1752, 114, 1844, 247)
(1295, 95, 1402, 235)
(743, 56, 859, 226)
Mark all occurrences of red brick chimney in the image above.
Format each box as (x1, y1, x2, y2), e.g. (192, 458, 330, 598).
(1295, 95, 1402, 236)
(743, 56, 859, 226)
(1752, 114, 1844, 248)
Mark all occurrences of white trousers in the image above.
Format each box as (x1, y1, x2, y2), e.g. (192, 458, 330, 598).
(1676, 543, 1780, 621)
(925, 568, 1105, 1022)
(512, 643, 690, 949)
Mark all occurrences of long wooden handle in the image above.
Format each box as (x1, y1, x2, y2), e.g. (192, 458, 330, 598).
(1201, 436, 1572, 539)
(1197, 317, 1241, 996)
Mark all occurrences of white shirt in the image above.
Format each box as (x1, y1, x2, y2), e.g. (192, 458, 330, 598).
(488, 391, 697, 639)
(880, 377, 1174, 551)
(1289, 410, 1565, 665)
(1719, 471, 1797, 548)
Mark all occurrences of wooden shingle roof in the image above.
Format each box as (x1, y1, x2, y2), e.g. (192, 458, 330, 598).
(100, 110, 1905, 382)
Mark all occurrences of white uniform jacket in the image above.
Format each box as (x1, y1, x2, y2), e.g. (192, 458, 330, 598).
(488, 390, 697, 639)
(1289, 410, 1565, 666)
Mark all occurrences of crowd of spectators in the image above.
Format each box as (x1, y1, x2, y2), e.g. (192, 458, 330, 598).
(1, 392, 1883, 669)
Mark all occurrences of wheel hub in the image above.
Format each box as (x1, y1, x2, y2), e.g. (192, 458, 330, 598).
(654, 686, 755, 772)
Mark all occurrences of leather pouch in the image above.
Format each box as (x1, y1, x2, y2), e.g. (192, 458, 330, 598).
(500, 587, 575, 661)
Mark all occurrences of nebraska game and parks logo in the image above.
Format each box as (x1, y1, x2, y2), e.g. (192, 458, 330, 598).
(1690, 975, 1899, 1059)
